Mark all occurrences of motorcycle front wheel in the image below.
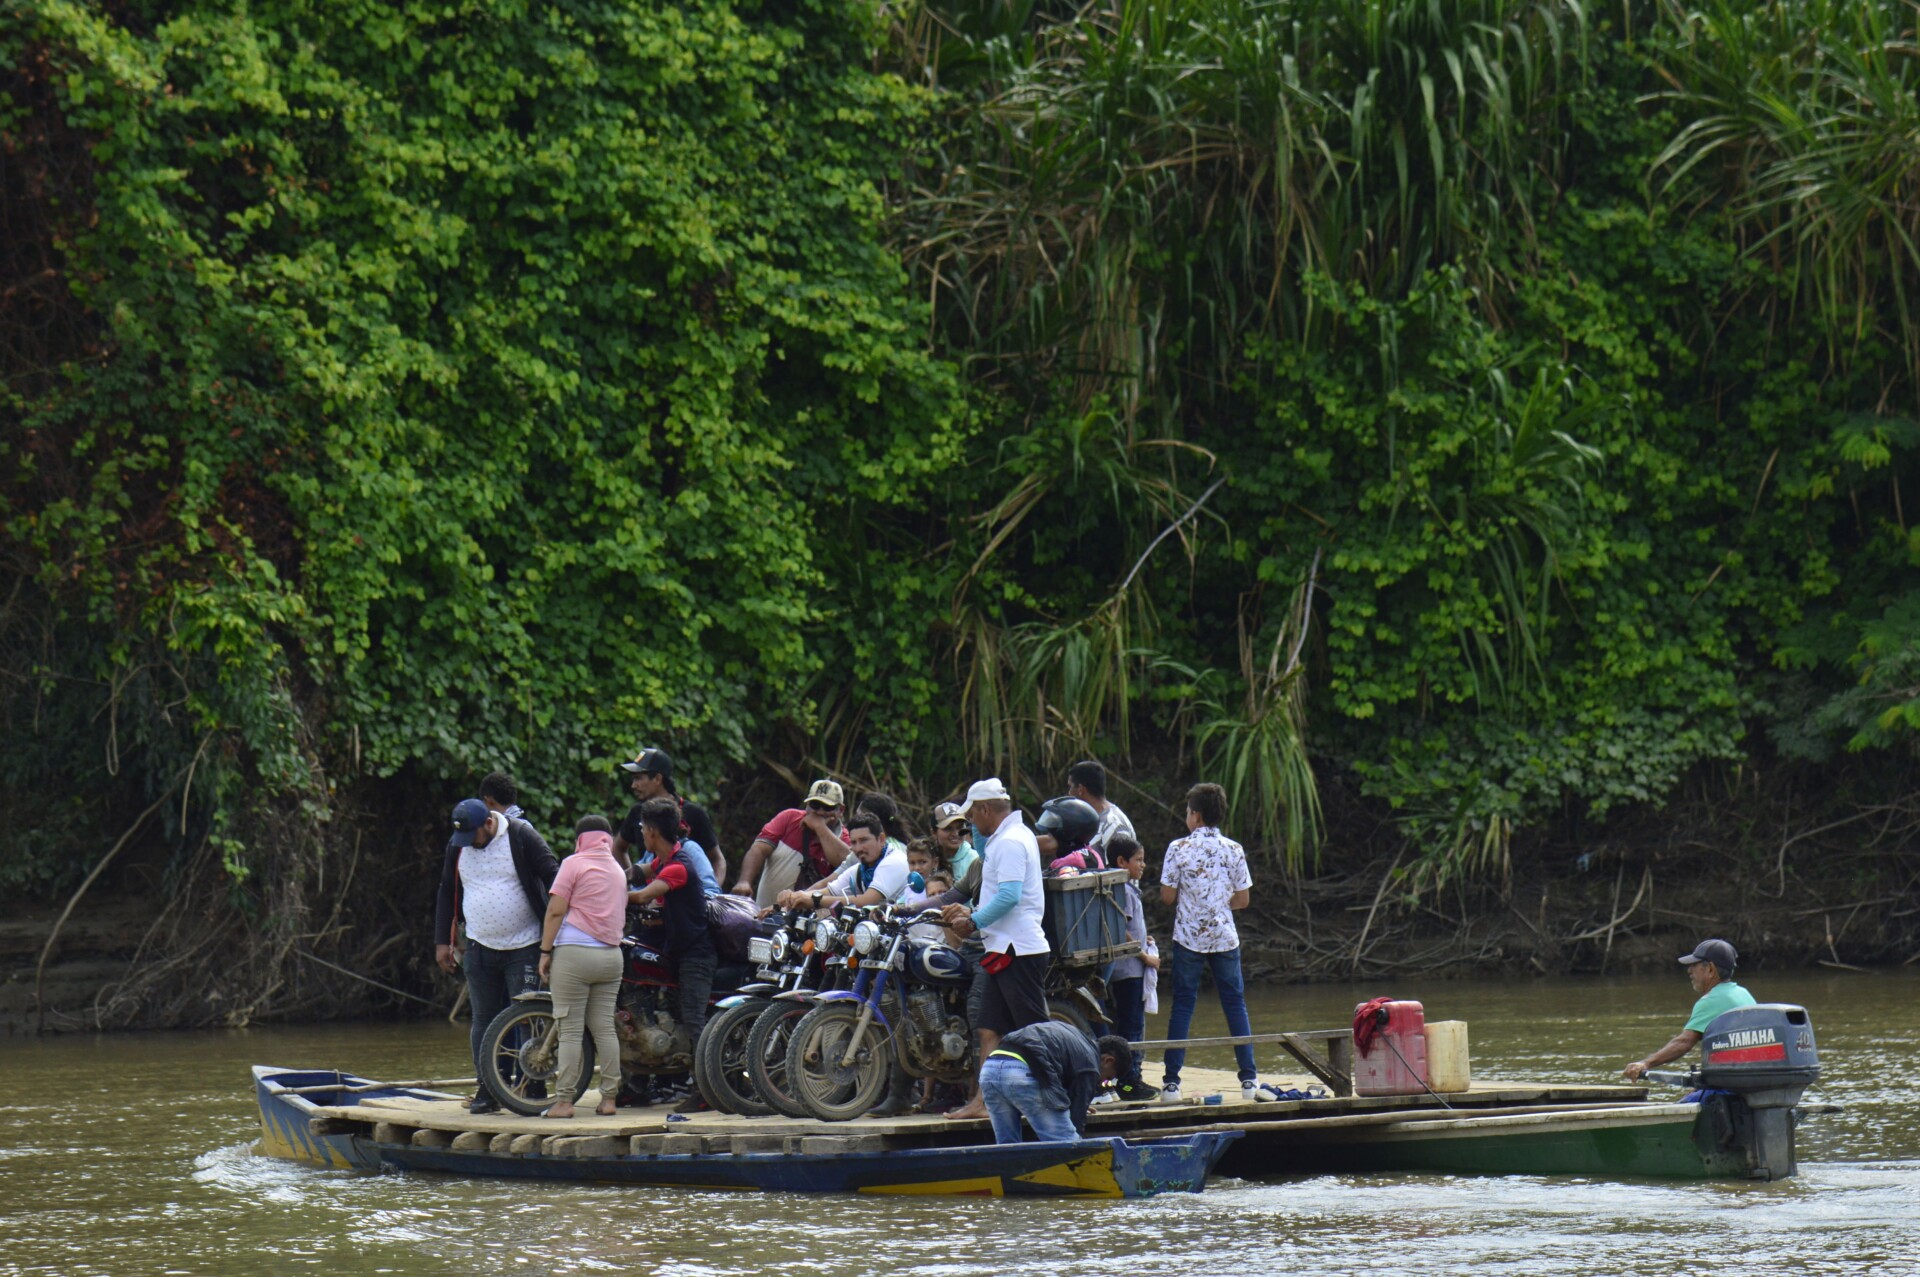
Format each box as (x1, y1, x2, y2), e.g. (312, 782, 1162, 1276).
(694, 999, 771, 1117)
(745, 999, 817, 1120)
(788, 1002, 891, 1122)
(477, 998, 595, 1116)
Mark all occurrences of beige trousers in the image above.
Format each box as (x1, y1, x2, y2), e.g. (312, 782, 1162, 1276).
(549, 943, 623, 1103)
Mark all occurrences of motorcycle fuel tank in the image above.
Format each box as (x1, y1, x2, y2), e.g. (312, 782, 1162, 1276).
(907, 937, 971, 986)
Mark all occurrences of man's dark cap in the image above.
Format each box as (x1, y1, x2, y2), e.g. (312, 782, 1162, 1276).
(1679, 938, 1738, 971)
(621, 747, 673, 778)
(449, 797, 490, 847)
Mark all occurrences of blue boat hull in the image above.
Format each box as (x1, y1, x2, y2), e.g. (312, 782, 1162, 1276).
(254, 1062, 1237, 1198)
(253, 1066, 458, 1172)
(372, 1132, 1239, 1198)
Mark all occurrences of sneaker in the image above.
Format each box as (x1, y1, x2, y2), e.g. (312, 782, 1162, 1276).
(467, 1093, 500, 1115)
(1115, 1079, 1160, 1103)
(1160, 1083, 1182, 1104)
(1090, 1090, 1119, 1106)
(1242, 1082, 1273, 1103)
(672, 1093, 707, 1115)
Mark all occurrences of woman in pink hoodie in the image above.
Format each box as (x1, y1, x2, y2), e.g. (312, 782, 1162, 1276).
(536, 816, 629, 1117)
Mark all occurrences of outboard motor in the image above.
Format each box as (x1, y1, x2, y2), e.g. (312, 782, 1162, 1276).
(1647, 1003, 1823, 1180)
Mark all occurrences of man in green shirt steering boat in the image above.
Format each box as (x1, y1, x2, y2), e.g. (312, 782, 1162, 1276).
(1622, 938, 1757, 1081)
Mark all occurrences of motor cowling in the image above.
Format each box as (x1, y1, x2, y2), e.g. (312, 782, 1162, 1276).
(1695, 1004, 1819, 1109)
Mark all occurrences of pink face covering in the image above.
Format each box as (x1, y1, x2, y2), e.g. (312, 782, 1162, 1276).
(551, 829, 625, 945)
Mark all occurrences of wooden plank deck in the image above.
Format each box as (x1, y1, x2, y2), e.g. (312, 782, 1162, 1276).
(310, 1067, 1648, 1148)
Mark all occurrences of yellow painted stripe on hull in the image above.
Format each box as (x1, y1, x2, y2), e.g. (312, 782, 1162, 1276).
(860, 1176, 1005, 1197)
(1007, 1152, 1122, 1198)
(258, 1118, 353, 1170)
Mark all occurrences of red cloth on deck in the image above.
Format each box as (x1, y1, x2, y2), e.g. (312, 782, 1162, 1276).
(1353, 996, 1396, 1057)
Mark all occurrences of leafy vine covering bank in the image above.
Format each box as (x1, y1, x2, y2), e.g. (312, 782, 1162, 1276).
(1, 0, 1915, 1025)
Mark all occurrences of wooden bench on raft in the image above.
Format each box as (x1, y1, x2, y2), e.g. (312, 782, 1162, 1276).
(1132, 1028, 1356, 1097)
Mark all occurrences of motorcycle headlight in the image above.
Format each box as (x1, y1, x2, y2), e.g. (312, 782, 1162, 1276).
(770, 929, 790, 962)
(814, 918, 840, 951)
(852, 919, 881, 956)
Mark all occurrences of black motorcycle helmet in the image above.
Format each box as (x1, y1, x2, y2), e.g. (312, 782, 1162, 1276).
(1034, 796, 1100, 853)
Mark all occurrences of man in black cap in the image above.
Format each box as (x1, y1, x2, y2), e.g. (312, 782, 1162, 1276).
(434, 797, 558, 1112)
(1622, 938, 1758, 1081)
(612, 747, 723, 887)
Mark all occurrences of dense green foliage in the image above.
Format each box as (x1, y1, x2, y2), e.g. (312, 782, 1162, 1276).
(2, 0, 962, 898)
(2, 0, 1915, 943)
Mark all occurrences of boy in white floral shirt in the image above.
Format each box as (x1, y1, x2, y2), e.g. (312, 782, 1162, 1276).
(1158, 782, 1267, 1102)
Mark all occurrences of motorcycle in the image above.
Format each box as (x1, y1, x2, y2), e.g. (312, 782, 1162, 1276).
(743, 902, 862, 1119)
(786, 907, 976, 1121)
(692, 905, 821, 1116)
(475, 905, 755, 1116)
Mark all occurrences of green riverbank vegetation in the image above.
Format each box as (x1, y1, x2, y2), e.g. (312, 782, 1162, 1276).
(2, 0, 1916, 1026)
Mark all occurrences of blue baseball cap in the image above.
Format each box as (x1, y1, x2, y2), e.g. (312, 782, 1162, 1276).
(449, 797, 491, 847)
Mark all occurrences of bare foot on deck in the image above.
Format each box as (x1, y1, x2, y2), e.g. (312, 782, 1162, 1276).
(542, 1103, 575, 1119)
(943, 1099, 987, 1121)
(594, 1099, 617, 1116)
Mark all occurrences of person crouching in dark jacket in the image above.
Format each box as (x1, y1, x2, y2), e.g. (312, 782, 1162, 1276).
(980, 1025, 1133, 1143)
(434, 797, 559, 1113)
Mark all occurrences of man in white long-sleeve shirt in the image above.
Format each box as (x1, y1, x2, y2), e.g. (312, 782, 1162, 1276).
(942, 777, 1051, 1122)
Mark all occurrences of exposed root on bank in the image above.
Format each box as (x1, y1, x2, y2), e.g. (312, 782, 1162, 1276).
(82, 799, 443, 1032)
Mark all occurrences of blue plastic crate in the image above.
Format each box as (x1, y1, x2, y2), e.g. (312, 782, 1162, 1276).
(1042, 868, 1142, 968)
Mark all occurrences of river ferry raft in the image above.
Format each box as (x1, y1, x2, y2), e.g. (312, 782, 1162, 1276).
(254, 1001, 1832, 1191)
(252, 1062, 1756, 1192)
(254, 1067, 1239, 1198)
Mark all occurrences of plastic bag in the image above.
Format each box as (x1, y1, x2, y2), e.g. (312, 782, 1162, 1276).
(1142, 935, 1160, 1015)
(705, 893, 765, 962)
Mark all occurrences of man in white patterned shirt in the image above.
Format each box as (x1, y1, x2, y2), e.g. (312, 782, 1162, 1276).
(1158, 782, 1266, 1103)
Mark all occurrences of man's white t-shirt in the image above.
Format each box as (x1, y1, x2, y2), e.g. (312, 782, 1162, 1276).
(1089, 800, 1136, 853)
(460, 822, 542, 950)
(978, 810, 1048, 956)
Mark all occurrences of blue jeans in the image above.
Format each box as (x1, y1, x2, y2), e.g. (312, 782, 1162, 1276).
(979, 1055, 1081, 1144)
(464, 940, 542, 1079)
(1162, 942, 1256, 1087)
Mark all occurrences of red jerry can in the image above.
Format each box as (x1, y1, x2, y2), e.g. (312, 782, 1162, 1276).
(1353, 999, 1429, 1096)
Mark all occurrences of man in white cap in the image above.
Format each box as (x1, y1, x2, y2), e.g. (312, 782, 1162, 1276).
(941, 778, 1051, 1122)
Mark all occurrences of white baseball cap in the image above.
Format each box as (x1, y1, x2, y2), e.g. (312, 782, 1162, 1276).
(958, 777, 1011, 816)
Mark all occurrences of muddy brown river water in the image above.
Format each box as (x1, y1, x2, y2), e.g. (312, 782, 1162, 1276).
(2, 971, 1916, 1276)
